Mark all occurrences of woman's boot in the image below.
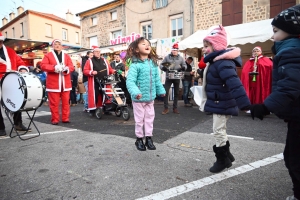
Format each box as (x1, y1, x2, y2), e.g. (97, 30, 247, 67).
(209, 144, 232, 173)
(226, 141, 235, 162)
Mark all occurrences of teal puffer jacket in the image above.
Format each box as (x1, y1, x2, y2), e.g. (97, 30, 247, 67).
(126, 58, 166, 102)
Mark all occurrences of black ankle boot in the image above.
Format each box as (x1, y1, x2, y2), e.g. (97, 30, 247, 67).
(145, 136, 156, 150)
(209, 145, 232, 173)
(226, 141, 235, 162)
(135, 138, 146, 151)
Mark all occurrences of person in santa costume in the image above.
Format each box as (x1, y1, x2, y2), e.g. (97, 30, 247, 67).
(40, 39, 74, 125)
(83, 47, 115, 116)
(241, 47, 273, 107)
(0, 32, 31, 136)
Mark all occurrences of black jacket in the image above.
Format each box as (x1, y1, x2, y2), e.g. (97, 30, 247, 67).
(81, 56, 89, 82)
(264, 38, 300, 121)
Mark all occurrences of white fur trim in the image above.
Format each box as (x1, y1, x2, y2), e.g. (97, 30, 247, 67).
(0, 36, 5, 40)
(18, 66, 29, 72)
(213, 47, 241, 62)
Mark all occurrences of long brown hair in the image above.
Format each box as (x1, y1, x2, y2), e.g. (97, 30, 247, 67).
(125, 37, 160, 65)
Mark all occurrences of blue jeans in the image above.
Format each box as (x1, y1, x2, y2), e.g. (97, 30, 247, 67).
(182, 80, 192, 104)
(83, 81, 88, 109)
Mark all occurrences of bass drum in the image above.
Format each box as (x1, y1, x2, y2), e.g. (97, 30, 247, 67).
(1, 72, 45, 112)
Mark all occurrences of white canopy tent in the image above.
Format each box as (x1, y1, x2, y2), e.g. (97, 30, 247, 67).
(179, 19, 274, 57)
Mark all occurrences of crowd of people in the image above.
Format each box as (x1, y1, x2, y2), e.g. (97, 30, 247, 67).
(0, 4, 299, 200)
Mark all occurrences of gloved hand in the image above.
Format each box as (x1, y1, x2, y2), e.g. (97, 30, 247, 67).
(63, 66, 69, 72)
(162, 66, 168, 72)
(250, 104, 270, 120)
(197, 69, 202, 75)
(55, 65, 63, 73)
(62, 66, 69, 75)
(117, 69, 123, 75)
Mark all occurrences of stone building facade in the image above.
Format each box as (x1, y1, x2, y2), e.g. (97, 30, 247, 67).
(76, 0, 126, 49)
(194, 0, 300, 31)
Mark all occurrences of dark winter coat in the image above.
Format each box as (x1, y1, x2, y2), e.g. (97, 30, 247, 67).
(81, 56, 89, 83)
(71, 71, 78, 89)
(264, 38, 300, 121)
(110, 61, 125, 71)
(203, 47, 250, 116)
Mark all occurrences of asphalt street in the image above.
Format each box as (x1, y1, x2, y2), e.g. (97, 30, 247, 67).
(0, 100, 291, 200)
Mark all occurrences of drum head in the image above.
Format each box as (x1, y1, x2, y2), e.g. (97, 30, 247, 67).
(1, 72, 26, 112)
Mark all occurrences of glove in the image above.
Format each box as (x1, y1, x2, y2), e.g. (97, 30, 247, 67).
(117, 69, 123, 75)
(55, 65, 63, 73)
(162, 66, 168, 72)
(62, 67, 69, 75)
(250, 104, 270, 120)
(197, 69, 202, 74)
(177, 66, 185, 72)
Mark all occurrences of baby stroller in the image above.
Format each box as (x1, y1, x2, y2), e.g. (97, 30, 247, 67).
(95, 74, 130, 121)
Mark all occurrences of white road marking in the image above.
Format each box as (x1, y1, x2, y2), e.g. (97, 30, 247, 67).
(0, 129, 78, 140)
(136, 153, 283, 200)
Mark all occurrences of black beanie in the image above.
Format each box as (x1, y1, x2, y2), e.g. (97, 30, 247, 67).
(271, 4, 300, 35)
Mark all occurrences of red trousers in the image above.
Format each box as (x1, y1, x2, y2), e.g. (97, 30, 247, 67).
(48, 91, 70, 123)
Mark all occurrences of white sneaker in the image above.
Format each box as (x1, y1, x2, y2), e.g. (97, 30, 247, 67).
(246, 110, 251, 114)
(286, 195, 299, 200)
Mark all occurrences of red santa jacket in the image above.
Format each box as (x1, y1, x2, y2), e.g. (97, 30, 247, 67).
(241, 55, 273, 104)
(0, 45, 28, 79)
(41, 51, 74, 92)
(83, 57, 115, 110)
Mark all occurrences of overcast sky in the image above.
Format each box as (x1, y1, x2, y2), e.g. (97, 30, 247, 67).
(0, 0, 113, 26)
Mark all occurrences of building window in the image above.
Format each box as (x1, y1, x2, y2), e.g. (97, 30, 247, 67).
(141, 21, 152, 40)
(91, 17, 97, 26)
(5, 32, 7, 38)
(75, 32, 79, 43)
(20, 22, 24, 37)
(89, 36, 98, 49)
(45, 23, 52, 37)
(62, 28, 68, 41)
(111, 30, 122, 40)
(270, 0, 295, 18)
(141, 0, 149, 2)
(111, 11, 117, 20)
(222, 0, 242, 26)
(12, 27, 15, 38)
(155, 0, 168, 9)
(170, 14, 183, 37)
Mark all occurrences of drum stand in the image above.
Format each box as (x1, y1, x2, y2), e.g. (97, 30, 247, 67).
(4, 108, 41, 140)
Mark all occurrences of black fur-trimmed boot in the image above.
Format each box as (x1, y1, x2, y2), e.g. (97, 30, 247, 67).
(226, 141, 235, 162)
(209, 145, 232, 173)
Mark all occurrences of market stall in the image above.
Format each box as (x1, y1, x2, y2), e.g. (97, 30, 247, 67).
(178, 19, 274, 57)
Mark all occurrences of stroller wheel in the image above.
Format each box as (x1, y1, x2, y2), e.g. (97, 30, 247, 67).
(122, 107, 130, 121)
(115, 107, 122, 117)
(95, 108, 103, 119)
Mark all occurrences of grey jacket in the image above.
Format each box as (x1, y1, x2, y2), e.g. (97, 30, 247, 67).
(159, 54, 187, 79)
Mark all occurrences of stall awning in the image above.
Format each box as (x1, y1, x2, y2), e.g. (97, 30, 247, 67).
(179, 19, 274, 57)
(3, 38, 49, 54)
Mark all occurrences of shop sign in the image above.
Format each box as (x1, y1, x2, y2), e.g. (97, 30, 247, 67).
(110, 32, 141, 45)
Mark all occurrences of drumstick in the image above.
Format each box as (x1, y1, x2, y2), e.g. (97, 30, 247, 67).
(98, 69, 107, 73)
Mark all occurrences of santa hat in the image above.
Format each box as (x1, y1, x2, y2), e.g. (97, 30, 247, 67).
(92, 46, 100, 51)
(203, 25, 227, 51)
(52, 39, 62, 47)
(252, 46, 262, 52)
(172, 43, 179, 50)
(0, 32, 5, 41)
(271, 4, 300, 35)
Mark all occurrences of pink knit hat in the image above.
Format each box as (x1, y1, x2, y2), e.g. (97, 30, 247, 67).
(203, 25, 227, 51)
(52, 39, 62, 47)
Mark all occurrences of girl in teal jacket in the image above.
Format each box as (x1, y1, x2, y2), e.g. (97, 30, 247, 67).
(126, 37, 166, 151)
